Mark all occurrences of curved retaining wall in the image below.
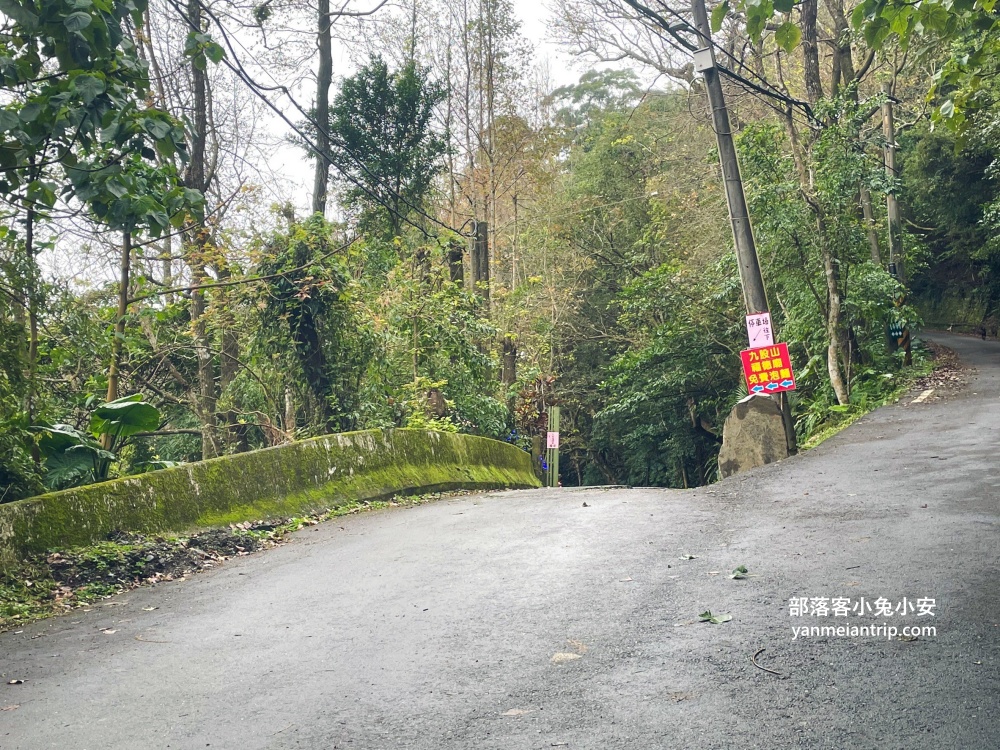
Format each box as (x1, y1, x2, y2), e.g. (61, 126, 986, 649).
(0, 429, 540, 565)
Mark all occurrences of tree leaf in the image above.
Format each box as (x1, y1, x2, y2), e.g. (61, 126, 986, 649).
(0, 110, 19, 132)
(90, 397, 161, 439)
(142, 117, 171, 141)
(775, 21, 802, 52)
(73, 74, 105, 104)
(711, 1, 730, 33)
(205, 41, 225, 63)
(18, 103, 41, 122)
(63, 11, 93, 32)
(0, 0, 39, 30)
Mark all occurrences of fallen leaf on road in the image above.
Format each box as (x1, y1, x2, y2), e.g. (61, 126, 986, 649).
(7, 680, 23, 685)
(679, 554, 698, 560)
(567, 639, 588, 654)
(730, 566, 749, 580)
(698, 610, 732, 624)
(134, 635, 170, 643)
(141, 607, 158, 611)
(1, 705, 18, 711)
(501, 708, 534, 716)
(101, 629, 117, 635)
(550, 652, 582, 664)
(619, 577, 634, 582)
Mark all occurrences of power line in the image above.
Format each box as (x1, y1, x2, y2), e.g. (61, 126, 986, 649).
(635, 0, 818, 124)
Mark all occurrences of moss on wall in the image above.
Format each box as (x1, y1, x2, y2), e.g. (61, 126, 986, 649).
(0, 429, 540, 566)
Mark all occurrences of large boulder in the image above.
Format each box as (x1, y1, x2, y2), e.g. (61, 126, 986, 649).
(718, 395, 791, 478)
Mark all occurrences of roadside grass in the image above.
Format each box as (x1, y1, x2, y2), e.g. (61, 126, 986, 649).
(0, 490, 469, 632)
(799, 340, 941, 451)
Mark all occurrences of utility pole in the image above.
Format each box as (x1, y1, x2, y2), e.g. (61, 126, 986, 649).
(690, 0, 768, 315)
(882, 82, 912, 365)
(691, 0, 796, 455)
(471, 220, 490, 306)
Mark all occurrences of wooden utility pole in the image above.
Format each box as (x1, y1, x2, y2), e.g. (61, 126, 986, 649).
(691, 0, 796, 454)
(691, 0, 769, 316)
(471, 220, 490, 305)
(448, 239, 464, 284)
(501, 335, 517, 386)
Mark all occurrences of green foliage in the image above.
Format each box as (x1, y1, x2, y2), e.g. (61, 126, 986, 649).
(0, 412, 41, 503)
(360, 235, 502, 437)
(256, 215, 373, 433)
(34, 394, 161, 489)
(0, 285, 40, 501)
(722, 0, 1000, 125)
(314, 56, 447, 237)
(68, 153, 202, 236)
(36, 423, 110, 490)
(90, 394, 161, 443)
(546, 69, 643, 133)
(0, 0, 188, 202)
(901, 118, 1000, 325)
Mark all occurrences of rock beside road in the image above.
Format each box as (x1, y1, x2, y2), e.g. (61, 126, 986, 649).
(718, 394, 790, 478)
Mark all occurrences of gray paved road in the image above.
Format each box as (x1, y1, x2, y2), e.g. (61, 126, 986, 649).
(2, 332, 999, 749)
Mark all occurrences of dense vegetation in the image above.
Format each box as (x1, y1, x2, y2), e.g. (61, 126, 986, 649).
(1, 0, 998, 499)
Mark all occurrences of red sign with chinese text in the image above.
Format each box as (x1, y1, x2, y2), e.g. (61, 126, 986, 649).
(740, 343, 796, 395)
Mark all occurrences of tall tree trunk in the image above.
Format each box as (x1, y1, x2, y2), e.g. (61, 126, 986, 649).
(105, 231, 131, 406)
(283, 384, 296, 440)
(191, 262, 220, 458)
(23, 205, 38, 422)
(501, 335, 516, 386)
(860, 187, 881, 263)
(800, 0, 823, 104)
(825, 0, 855, 95)
(783, 111, 849, 405)
(312, 0, 332, 215)
(102, 231, 132, 450)
(185, 0, 220, 459)
(819, 218, 849, 405)
(160, 232, 173, 302)
(217, 266, 241, 451)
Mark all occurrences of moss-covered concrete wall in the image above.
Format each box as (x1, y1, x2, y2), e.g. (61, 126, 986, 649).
(0, 429, 540, 566)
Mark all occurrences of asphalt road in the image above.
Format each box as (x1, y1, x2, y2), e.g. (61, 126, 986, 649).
(2, 332, 998, 750)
